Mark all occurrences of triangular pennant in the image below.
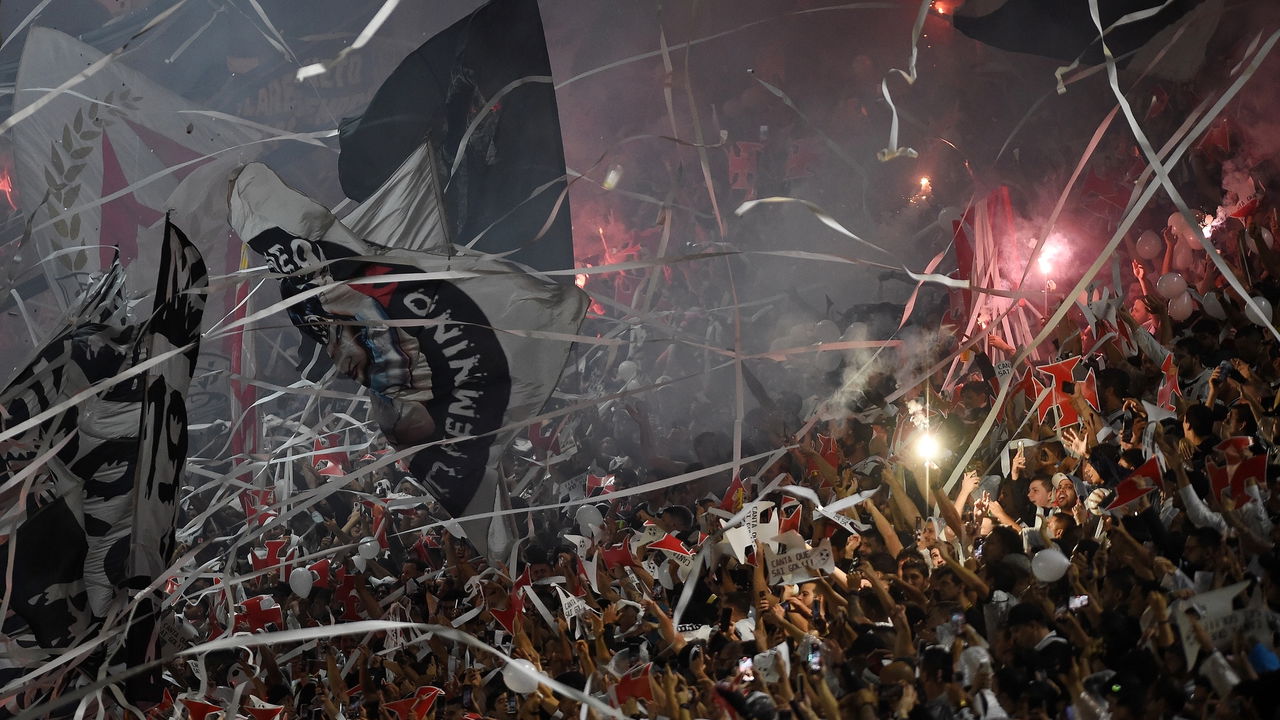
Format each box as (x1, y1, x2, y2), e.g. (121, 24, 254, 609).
(649, 534, 692, 557)
(612, 663, 656, 706)
(180, 698, 222, 720)
(1156, 353, 1181, 411)
(601, 543, 636, 570)
(1228, 453, 1266, 507)
(720, 474, 747, 513)
(1081, 368, 1100, 412)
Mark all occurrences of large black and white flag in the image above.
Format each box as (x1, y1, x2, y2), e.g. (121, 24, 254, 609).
(230, 162, 586, 556)
(0, 220, 205, 704)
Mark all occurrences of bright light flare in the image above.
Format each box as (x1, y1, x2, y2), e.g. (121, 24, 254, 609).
(919, 176, 931, 192)
(1036, 236, 1067, 276)
(915, 432, 941, 462)
(575, 263, 591, 289)
(1201, 214, 1223, 239)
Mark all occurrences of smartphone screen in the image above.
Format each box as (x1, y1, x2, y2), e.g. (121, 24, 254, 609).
(739, 656, 754, 681)
(1069, 595, 1089, 610)
(808, 646, 822, 671)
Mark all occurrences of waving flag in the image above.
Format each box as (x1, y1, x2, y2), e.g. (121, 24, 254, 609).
(11, 28, 258, 280)
(951, 0, 1200, 64)
(0, 219, 205, 705)
(337, 0, 572, 272)
(229, 163, 586, 556)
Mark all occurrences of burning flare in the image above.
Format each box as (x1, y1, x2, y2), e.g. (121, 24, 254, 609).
(0, 168, 15, 211)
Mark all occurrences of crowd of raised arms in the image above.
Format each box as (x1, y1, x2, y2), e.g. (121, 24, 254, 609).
(162, 175, 1280, 720)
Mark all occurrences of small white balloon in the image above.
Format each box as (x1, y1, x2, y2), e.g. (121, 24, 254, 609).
(503, 658, 541, 694)
(359, 537, 380, 560)
(288, 567, 313, 598)
(1244, 227, 1275, 254)
(352, 555, 367, 573)
(814, 319, 840, 343)
(575, 504, 604, 529)
(1155, 272, 1187, 300)
(1168, 292, 1195, 322)
(1168, 212, 1200, 249)
(1136, 230, 1162, 259)
(614, 360, 638, 383)
(1202, 292, 1227, 320)
(1246, 296, 1273, 327)
(1031, 548, 1071, 583)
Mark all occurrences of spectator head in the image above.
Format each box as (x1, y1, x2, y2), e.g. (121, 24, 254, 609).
(1097, 367, 1130, 410)
(1027, 475, 1055, 509)
(400, 558, 427, 583)
(930, 566, 963, 602)
(1183, 526, 1223, 569)
(1183, 404, 1214, 441)
(1131, 296, 1154, 324)
(1224, 403, 1258, 439)
(899, 556, 929, 593)
(1118, 447, 1147, 471)
(1052, 473, 1079, 509)
(1006, 602, 1052, 649)
(658, 504, 695, 534)
(1044, 509, 1075, 538)
(982, 526, 1021, 565)
(920, 646, 955, 688)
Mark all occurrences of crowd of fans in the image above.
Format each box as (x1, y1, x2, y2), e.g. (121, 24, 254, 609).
(164, 162, 1280, 719)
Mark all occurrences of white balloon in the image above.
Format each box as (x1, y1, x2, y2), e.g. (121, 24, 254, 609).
(1246, 296, 1274, 327)
(575, 504, 604, 529)
(1168, 292, 1195, 322)
(1173, 243, 1196, 269)
(503, 658, 541, 694)
(1135, 230, 1162, 259)
(352, 555, 367, 573)
(615, 360, 638, 383)
(288, 567, 313, 598)
(1168, 212, 1200, 249)
(1202, 292, 1227, 320)
(1031, 548, 1071, 583)
(1155, 272, 1187, 300)
(840, 322, 867, 343)
(814, 320, 840, 343)
(1244, 227, 1275, 254)
(359, 537, 380, 560)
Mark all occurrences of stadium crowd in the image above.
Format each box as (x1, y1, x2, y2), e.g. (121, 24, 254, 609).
(165, 179, 1280, 720)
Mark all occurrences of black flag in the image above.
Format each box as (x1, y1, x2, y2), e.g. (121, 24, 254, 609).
(338, 0, 573, 272)
(952, 0, 1201, 64)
